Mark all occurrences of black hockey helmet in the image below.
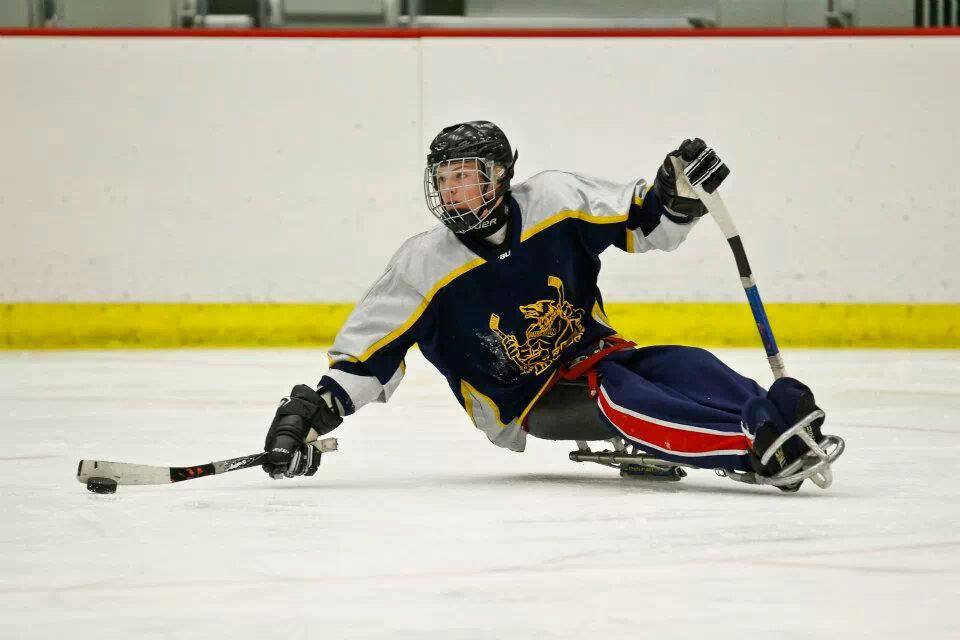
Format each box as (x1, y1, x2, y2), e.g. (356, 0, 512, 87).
(424, 121, 519, 235)
(427, 121, 516, 170)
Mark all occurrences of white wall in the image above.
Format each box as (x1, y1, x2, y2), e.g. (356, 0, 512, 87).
(0, 37, 422, 302)
(1, 34, 957, 303)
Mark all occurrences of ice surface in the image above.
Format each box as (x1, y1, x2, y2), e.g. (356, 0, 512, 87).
(1, 348, 959, 639)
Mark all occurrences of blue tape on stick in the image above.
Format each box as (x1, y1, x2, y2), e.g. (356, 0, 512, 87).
(744, 285, 780, 357)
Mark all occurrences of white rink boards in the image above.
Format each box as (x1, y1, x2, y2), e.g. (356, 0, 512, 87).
(2, 35, 959, 303)
(1, 348, 959, 639)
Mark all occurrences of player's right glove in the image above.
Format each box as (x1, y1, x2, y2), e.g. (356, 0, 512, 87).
(653, 138, 730, 221)
(262, 384, 342, 479)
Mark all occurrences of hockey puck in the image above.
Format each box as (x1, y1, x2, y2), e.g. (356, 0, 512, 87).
(86, 477, 118, 494)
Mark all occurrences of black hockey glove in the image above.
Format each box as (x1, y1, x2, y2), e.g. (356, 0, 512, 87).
(262, 384, 342, 479)
(653, 138, 730, 221)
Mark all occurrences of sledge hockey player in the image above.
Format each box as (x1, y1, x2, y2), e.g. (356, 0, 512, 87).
(262, 121, 837, 491)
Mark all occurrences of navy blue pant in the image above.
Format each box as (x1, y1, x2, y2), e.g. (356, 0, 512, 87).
(595, 346, 765, 472)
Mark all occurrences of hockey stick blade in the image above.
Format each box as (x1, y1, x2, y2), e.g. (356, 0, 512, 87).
(76, 438, 338, 486)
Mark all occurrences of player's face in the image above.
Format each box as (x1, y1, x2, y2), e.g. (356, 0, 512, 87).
(435, 159, 494, 215)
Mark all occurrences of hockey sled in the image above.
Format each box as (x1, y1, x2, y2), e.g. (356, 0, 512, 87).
(567, 426, 845, 490)
(526, 379, 845, 490)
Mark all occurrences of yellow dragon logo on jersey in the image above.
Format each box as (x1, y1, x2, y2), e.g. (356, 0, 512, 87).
(490, 276, 585, 375)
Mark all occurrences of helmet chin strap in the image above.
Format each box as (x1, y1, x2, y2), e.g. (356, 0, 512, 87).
(458, 195, 510, 241)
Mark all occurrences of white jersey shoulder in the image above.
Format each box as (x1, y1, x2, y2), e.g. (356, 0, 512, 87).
(387, 224, 484, 297)
(511, 170, 639, 230)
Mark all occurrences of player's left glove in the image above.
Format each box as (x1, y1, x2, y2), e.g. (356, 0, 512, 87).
(653, 138, 730, 221)
(262, 384, 342, 479)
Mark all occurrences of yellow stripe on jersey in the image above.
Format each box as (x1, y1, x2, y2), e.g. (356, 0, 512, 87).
(352, 208, 630, 364)
(517, 371, 560, 424)
(356, 256, 486, 363)
(329, 353, 358, 366)
(460, 378, 506, 426)
(591, 300, 614, 328)
(461, 371, 559, 428)
(520, 209, 628, 243)
(624, 184, 648, 253)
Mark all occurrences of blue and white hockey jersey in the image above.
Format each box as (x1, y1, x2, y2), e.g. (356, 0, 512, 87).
(320, 170, 698, 452)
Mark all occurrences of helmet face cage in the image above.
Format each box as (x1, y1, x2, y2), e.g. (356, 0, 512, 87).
(424, 157, 505, 234)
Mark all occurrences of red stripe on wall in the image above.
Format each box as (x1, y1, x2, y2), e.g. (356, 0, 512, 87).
(1, 27, 960, 39)
(598, 389, 751, 455)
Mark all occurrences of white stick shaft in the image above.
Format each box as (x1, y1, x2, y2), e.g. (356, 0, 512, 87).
(681, 163, 788, 380)
(693, 186, 739, 240)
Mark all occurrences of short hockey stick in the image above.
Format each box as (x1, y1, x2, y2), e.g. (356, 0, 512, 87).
(77, 437, 338, 490)
(682, 152, 788, 380)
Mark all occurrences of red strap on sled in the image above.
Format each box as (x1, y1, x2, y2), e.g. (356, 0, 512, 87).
(557, 337, 636, 398)
(522, 337, 637, 431)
